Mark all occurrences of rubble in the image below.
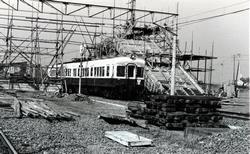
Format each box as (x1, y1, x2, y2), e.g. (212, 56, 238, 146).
(0, 90, 249, 153)
(16, 98, 75, 121)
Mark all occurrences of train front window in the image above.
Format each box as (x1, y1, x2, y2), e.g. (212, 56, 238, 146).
(128, 65, 135, 77)
(136, 67, 144, 78)
(117, 66, 125, 77)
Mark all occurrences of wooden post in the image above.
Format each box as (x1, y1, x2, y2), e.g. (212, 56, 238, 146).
(197, 60, 200, 81)
(204, 50, 207, 88)
(209, 42, 214, 94)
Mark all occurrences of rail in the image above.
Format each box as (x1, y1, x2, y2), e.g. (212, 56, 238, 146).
(0, 130, 18, 154)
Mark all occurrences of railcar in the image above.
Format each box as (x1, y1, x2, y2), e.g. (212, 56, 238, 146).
(48, 56, 145, 99)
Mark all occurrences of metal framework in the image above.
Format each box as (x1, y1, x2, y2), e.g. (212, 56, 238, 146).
(0, 0, 178, 87)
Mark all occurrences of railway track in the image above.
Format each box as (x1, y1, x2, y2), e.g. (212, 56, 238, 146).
(0, 130, 18, 154)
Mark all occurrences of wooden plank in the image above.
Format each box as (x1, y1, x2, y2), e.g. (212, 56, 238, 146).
(99, 113, 148, 129)
(218, 110, 250, 117)
(220, 114, 250, 120)
(228, 125, 242, 130)
(93, 99, 127, 109)
(105, 131, 152, 147)
(184, 127, 229, 138)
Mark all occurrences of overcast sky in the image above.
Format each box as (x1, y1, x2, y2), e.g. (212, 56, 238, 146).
(65, 0, 250, 83)
(0, 0, 249, 84)
(136, 0, 249, 84)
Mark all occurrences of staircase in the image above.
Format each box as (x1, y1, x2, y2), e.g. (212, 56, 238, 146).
(144, 64, 205, 96)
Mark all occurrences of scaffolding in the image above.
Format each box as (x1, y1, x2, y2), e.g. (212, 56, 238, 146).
(0, 0, 178, 88)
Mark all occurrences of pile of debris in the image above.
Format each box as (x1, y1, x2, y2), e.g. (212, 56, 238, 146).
(15, 98, 75, 121)
(0, 91, 76, 121)
(127, 95, 223, 130)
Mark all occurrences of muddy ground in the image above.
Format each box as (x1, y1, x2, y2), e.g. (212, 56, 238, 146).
(0, 90, 250, 154)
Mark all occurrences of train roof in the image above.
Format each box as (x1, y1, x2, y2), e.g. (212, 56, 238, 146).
(60, 56, 145, 68)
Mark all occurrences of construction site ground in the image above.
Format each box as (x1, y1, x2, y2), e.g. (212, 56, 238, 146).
(0, 90, 249, 154)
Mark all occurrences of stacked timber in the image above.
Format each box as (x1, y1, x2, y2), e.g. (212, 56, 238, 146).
(127, 95, 223, 130)
(16, 98, 74, 121)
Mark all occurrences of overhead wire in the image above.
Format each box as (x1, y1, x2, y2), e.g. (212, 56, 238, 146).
(178, 8, 249, 27)
(179, 0, 249, 20)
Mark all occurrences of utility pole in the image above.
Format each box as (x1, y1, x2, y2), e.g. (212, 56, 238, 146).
(235, 54, 240, 97)
(79, 43, 85, 94)
(170, 3, 178, 96)
(113, 0, 116, 39)
(233, 54, 236, 85)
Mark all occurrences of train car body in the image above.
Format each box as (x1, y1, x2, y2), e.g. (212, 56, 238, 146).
(48, 56, 145, 99)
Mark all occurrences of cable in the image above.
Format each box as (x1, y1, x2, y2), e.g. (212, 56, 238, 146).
(178, 8, 249, 27)
(179, 0, 249, 20)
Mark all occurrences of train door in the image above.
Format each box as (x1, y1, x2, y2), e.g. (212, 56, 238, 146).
(125, 63, 137, 99)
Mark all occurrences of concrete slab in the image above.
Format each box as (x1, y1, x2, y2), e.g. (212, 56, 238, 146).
(105, 131, 152, 147)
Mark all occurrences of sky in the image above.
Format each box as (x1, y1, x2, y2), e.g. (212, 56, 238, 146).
(70, 0, 250, 83)
(135, 0, 249, 84)
(0, 0, 249, 84)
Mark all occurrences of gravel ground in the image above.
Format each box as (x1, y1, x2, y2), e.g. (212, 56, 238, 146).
(0, 93, 250, 154)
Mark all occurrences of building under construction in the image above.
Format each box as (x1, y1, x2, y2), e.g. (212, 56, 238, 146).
(0, 0, 216, 93)
(0, 0, 222, 130)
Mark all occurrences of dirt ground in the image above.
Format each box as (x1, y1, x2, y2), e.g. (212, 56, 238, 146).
(0, 91, 250, 154)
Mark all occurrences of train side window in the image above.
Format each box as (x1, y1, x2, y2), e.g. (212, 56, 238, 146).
(78, 68, 80, 76)
(97, 67, 100, 76)
(101, 67, 104, 76)
(128, 65, 135, 77)
(91, 67, 93, 76)
(81, 68, 84, 77)
(117, 66, 125, 77)
(106, 66, 110, 77)
(94, 67, 97, 76)
(73, 69, 77, 76)
(100, 67, 102, 77)
(86, 68, 89, 76)
(66, 69, 70, 76)
(65, 69, 67, 76)
(136, 67, 144, 78)
(66, 69, 69, 76)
